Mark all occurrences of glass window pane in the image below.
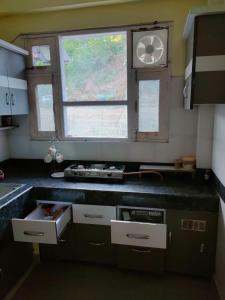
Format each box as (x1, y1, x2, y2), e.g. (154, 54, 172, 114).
(35, 84, 55, 131)
(138, 80, 160, 132)
(61, 32, 127, 101)
(32, 45, 51, 66)
(64, 106, 127, 138)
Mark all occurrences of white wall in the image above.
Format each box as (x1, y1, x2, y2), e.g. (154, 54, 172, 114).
(0, 131, 9, 162)
(212, 105, 225, 300)
(8, 77, 201, 163)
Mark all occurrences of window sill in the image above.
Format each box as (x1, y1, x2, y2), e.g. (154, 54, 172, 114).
(29, 136, 169, 143)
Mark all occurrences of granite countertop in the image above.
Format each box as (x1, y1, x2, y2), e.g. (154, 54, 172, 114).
(0, 159, 218, 201)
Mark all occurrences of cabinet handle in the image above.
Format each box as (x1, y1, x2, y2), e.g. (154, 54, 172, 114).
(200, 243, 205, 253)
(169, 231, 172, 244)
(132, 248, 151, 254)
(5, 93, 10, 105)
(183, 84, 187, 98)
(84, 214, 103, 219)
(88, 241, 105, 247)
(24, 231, 45, 237)
(11, 94, 15, 106)
(126, 233, 150, 240)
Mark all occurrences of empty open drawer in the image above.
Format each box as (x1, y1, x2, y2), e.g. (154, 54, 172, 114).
(12, 201, 71, 244)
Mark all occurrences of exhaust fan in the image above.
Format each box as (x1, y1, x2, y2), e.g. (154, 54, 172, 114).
(133, 28, 168, 68)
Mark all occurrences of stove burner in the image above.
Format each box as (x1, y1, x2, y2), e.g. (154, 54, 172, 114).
(64, 163, 125, 180)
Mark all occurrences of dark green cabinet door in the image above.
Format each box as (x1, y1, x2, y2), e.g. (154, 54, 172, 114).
(166, 210, 217, 277)
(40, 224, 116, 265)
(39, 225, 75, 261)
(0, 241, 33, 299)
(73, 224, 116, 265)
(116, 245, 165, 273)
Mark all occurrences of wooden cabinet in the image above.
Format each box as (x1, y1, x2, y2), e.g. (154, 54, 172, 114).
(166, 209, 217, 276)
(0, 39, 29, 116)
(184, 13, 225, 109)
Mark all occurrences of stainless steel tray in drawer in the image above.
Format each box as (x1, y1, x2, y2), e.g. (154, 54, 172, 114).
(12, 201, 72, 244)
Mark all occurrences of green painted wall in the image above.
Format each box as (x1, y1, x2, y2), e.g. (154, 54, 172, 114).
(0, 0, 206, 76)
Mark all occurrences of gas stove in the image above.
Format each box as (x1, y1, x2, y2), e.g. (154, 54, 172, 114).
(64, 163, 126, 180)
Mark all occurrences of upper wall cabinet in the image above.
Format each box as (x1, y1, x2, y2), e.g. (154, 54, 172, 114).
(0, 39, 29, 116)
(183, 13, 225, 109)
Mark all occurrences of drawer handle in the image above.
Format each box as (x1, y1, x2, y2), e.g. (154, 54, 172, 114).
(84, 214, 103, 219)
(5, 93, 10, 105)
(24, 231, 45, 237)
(132, 248, 151, 254)
(88, 242, 105, 247)
(11, 94, 15, 106)
(126, 233, 150, 240)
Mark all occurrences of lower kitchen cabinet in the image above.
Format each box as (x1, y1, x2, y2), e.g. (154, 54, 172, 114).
(39, 225, 75, 261)
(73, 224, 116, 265)
(166, 210, 217, 277)
(40, 224, 116, 265)
(116, 245, 165, 273)
(0, 240, 33, 299)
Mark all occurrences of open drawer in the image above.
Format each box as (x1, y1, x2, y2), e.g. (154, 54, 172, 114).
(12, 201, 72, 245)
(111, 220, 167, 249)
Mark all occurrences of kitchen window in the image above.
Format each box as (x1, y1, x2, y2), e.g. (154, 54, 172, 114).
(26, 24, 170, 141)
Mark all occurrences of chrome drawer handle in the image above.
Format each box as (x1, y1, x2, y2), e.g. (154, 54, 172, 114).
(84, 214, 103, 219)
(126, 233, 150, 240)
(5, 93, 10, 105)
(132, 248, 151, 254)
(88, 242, 105, 247)
(24, 231, 45, 237)
(11, 94, 15, 106)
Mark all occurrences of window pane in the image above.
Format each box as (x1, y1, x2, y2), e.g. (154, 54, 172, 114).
(60, 32, 127, 101)
(35, 84, 55, 131)
(138, 80, 160, 132)
(32, 45, 51, 66)
(64, 106, 127, 138)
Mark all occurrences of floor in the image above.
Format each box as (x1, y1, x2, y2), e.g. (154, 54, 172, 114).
(9, 262, 219, 300)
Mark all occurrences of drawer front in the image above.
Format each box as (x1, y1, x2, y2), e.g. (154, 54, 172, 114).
(116, 245, 165, 272)
(12, 219, 58, 244)
(111, 220, 167, 249)
(73, 204, 116, 225)
(12, 202, 72, 245)
(73, 224, 115, 264)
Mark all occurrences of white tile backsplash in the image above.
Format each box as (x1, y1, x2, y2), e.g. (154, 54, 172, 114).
(5, 76, 213, 166)
(196, 105, 214, 168)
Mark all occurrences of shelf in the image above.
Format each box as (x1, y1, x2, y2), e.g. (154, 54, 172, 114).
(139, 165, 196, 173)
(0, 126, 17, 131)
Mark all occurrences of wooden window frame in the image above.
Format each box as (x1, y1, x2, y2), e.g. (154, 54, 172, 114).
(25, 22, 171, 142)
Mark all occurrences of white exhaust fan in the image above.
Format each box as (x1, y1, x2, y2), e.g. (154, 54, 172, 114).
(133, 28, 168, 68)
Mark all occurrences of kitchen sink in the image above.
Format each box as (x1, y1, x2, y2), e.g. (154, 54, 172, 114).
(0, 183, 25, 202)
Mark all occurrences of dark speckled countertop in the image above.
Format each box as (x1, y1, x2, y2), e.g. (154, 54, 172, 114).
(0, 159, 219, 212)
